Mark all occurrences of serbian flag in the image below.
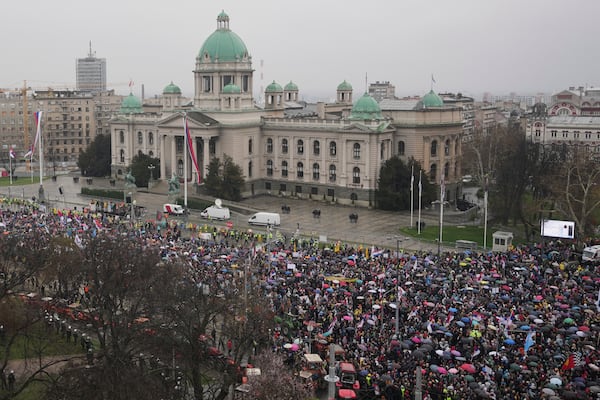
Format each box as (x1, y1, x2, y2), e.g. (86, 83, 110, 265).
(9, 148, 15, 159)
(184, 116, 202, 184)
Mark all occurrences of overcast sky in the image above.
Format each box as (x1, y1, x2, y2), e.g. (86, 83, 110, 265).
(2, 0, 599, 101)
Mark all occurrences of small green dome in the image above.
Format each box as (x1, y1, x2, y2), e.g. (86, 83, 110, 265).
(163, 81, 181, 95)
(422, 90, 444, 107)
(222, 83, 241, 94)
(337, 80, 353, 91)
(350, 92, 382, 120)
(198, 12, 249, 62)
(120, 93, 143, 114)
(284, 81, 298, 91)
(265, 81, 283, 93)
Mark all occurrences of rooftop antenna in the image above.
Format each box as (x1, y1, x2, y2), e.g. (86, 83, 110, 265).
(365, 72, 368, 94)
(88, 41, 95, 58)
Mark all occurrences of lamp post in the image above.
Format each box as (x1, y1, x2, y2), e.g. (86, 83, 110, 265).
(306, 324, 314, 353)
(148, 164, 155, 188)
(394, 238, 402, 337)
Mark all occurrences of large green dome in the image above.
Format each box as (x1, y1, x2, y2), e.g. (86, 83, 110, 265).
(120, 93, 143, 114)
(422, 90, 444, 107)
(350, 93, 382, 120)
(163, 81, 181, 95)
(223, 83, 241, 94)
(284, 81, 298, 91)
(337, 80, 353, 91)
(198, 11, 249, 62)
(265, 81, 283, 93)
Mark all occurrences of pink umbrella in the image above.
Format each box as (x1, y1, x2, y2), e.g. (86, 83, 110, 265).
(448, 368, 459, 374)
(411, 336, 422, 344)
(290, 343, 300, 351)
(437, 367, 448, 375)
(451, 350, 461, 357)
(343, 315, 353, 321)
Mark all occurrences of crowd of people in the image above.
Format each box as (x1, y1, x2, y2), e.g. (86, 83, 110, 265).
(1, 197, 600, 400)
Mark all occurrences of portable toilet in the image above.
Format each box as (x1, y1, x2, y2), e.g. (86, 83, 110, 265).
(492, 231, 513, 252)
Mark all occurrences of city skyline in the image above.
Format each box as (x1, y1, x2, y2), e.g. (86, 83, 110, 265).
(2, 0, 599, 101)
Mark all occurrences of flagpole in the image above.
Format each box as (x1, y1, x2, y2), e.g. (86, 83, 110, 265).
(182, 114, 188, 208)
(9, 148, 12, 185)
(438, 175, 444, 256)
(38, 111, 43, 185)
(418, 169, 422, 235)
(410, 164, 414, 229)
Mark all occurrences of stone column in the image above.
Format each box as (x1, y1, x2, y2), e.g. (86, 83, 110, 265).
(160, 134, 166, 179)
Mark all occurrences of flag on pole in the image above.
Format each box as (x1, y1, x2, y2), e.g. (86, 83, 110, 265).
(184, 117, 202, 184)
(418, 172, 422, 196)
(524, 331, 535, 354)
(562, 353, 575, 371)
(9, 148, 15, 159)
(597, 287, 600, 312)
(431, 74, 436, 84)
(25, 111, 43, 159)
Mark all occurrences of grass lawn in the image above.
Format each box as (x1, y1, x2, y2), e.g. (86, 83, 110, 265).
(0, 176, 48, 187)
(400, 224, 496, 248)
(0, 322, 84, 360)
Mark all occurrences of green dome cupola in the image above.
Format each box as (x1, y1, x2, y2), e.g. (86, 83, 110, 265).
(223, 83, 241, 94)
(350, 92, 382, 120)
(337, 80, 353, 91)
(198, 11, 249, 62)
(163, 81, 181, 95)
(120, 93, 143, 114)
(284, 81, 298, 91)
(421, 90, 444, 107)
(265, 81, 283, 93)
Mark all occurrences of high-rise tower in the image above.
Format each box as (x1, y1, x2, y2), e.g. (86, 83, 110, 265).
(76, 42, 106, 92)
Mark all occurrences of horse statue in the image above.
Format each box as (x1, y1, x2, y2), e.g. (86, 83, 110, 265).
(124, 170, 136, 189)
(168, 173, 180, 195)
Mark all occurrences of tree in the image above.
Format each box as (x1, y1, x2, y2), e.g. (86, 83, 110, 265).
(204, 155, 245, 201)
(45, 236, 178, 400)
(376, 157, 436, 211)
(541, 145, 600, 239)
(130, 151, 161, 188)
(77, 134, 111, 177)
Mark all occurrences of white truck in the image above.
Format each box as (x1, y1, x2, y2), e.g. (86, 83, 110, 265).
(163, 203, 184, 215)
(200, 205, 231, 220)
(582, 245, 600, 262)
(248, 212, 280, 226)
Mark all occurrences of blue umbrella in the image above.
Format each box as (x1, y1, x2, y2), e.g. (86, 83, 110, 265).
(504, 338, 516, 345)
(444, 332, 453, 337)
(456, 321, 466, 328)
(461, 317, 471, 324)
(326, 288, 334, 293)
(520, 325, 531, 331)
(449, 307, 458, 313)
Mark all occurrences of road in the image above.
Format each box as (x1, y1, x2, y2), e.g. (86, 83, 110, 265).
(0, 173, 469, 253)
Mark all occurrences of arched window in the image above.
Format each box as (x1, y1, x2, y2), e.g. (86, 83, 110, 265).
(431, 140, 438, 157)
(353, 143, 361, 159)
(266, 159, 273, 176)
(148, 132, 154, 145)
(119, 131, 124, 144)
(282, 139, 288, 154)
(138, 132, 143, 145)
(119, 149, 125, 163)
(176, 137, 184, 153)
(282, 160, 288, 177)
(297, 139, 304, 154)
(352, 167, 360, 184)
(329, 164, 336, 182)
(445, 139, 450, 156)
(330, 141, 337, 156)
(248, 161, 253, 178)
(149, 150, 154, 157)
(312, 163, 320, 180)
(297, 162, 304, 178)
(380, 142, 385, 159)
(266, 138, 273, 153)
(429, 163, 437, 181)
(398, 141, 405, 156)
(444, 162, 449, 179)
(177, 159, 184, 176)
(313, 140, 320, 155)
(248, 138, 253, 154)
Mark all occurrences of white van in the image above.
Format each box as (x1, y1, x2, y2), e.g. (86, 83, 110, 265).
(248, 212, 281, 226)
(582, 245, 600, 262)
(200, 205, 231, 220)
(163, 203, 184, 215)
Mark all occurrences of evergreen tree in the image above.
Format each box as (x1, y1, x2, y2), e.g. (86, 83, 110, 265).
(77, 134, 111, 177)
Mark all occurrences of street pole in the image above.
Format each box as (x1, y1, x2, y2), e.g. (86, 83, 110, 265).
(395, 238, 400, 337)
(483, 175, 489, 249)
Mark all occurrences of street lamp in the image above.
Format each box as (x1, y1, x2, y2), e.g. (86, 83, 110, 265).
(394, 238, 402, 337)
(148, 164, 155, 187)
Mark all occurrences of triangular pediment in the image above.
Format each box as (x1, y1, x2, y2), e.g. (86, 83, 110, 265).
(157, 111, 220, 130)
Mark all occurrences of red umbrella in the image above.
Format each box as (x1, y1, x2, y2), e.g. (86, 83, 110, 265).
(460, 363, 476, 373)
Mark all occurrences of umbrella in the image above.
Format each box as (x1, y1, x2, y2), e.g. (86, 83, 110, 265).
(411, 336, 422, 344)
(504, 338, 516, 345)
(290, 343, 300, 351)
(563, 317, 575, 325)
(542, 388, 556, 396)
(464, 375, 475, 382)
(437, 367, 448, 375)
(343, 315, 353, 321)
(460, 363, 476, 373)
(451, 350, 461, 357)
(430, 364, 439, 372)
(549, 377, 562, 386)
(448, 368, 459, 374)
(448, 307, 458, 313)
